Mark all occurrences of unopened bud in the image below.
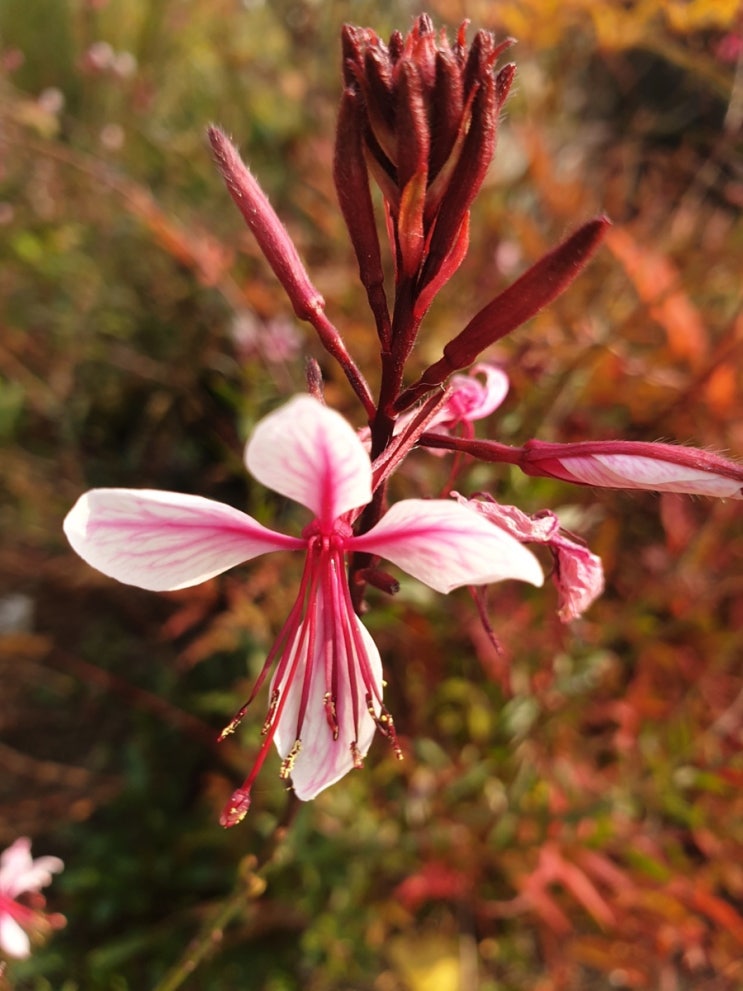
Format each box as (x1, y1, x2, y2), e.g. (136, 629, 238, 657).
(521, 439, 743, 499)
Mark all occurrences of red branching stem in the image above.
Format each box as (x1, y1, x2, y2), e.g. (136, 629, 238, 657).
(309, 306, 376, 418)
(370, 276, 420, 461)
(370, 386, 453, 491)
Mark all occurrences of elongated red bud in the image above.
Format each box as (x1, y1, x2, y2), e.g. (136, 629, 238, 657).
(210, 126, 375, 415)
(334, 90, 391, 345)
(398, 216, 609, 409)
(208, 126, 323, 322)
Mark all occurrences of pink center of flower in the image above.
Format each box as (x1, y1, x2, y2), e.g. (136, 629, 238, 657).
(0, 891, 36, 925)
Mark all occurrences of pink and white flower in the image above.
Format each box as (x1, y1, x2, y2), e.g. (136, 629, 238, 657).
(360, 363, 509, 454)
(397, 362, 509, 440)
(0, 838, 64, 959)
(64, 395, 542, 824)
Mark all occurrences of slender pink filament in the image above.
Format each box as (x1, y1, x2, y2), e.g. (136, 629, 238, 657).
(221, 518, 394, 818)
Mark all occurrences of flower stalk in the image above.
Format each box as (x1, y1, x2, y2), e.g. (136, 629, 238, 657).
(63, 11, 741, 821)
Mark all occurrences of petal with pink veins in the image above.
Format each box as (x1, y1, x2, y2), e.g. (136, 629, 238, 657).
(586, 454, 743, 497)
(353, 499, 544, 593)
(272, 602, 382, 801)
(246, 396, 373, 523)
(64, 489, 302, 592)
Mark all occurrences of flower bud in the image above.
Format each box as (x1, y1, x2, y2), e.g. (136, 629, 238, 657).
(336, 15, 514, 298)
(521, 440, 743, 499)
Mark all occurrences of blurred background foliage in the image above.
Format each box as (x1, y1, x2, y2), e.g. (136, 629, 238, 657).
(1, 0, 742, 988)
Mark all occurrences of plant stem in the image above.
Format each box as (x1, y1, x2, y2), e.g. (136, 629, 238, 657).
(151, 798, 299, 991)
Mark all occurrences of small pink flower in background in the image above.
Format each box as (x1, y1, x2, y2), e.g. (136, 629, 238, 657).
(715, 31, 743, 64)
(0, 838, 64, 959)
(230, 310, 302, 365)
(64, 395, 543, 825)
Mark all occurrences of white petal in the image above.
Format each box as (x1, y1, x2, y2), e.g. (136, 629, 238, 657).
(561, 454, 743, 498)
(246, 396, 372, 523)
(0, 914, 31, 958)
(272, 607, 381, 801)
(592, 454, 743, 497)
(0, 839, 33, 895)
(353, 499, 544, 593)
(64, 489, 302, 591)
(3, 855, 64, 899)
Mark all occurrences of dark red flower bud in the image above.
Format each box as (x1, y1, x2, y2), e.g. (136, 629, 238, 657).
(335, 15, 514, 301)
(397, 217, 610, 410)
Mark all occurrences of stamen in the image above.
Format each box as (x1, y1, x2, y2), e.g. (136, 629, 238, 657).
(279, 738, 303, 780)
(328, 548, 363, 743)
(219, 702, 250, 741)
(261, 688, 280, 735)
(367, 693, 404, 760)
(322, 566, 338, 737)
(366, 691, 378, 721)
(324, 691, 339, 740)
(341, 570, 384, 710)
(290, 546, 323, 740)
(219, 786, 252, 828)
(350, 740, 364, 769)
(219, 558, 318, 824)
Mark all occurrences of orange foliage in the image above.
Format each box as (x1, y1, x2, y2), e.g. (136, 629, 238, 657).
(604, 225, 709, 367)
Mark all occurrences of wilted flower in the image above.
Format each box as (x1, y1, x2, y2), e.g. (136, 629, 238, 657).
(0, 838, 64, 959)
(65, 396, 543, 824)
(455, 495, 605, 621)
